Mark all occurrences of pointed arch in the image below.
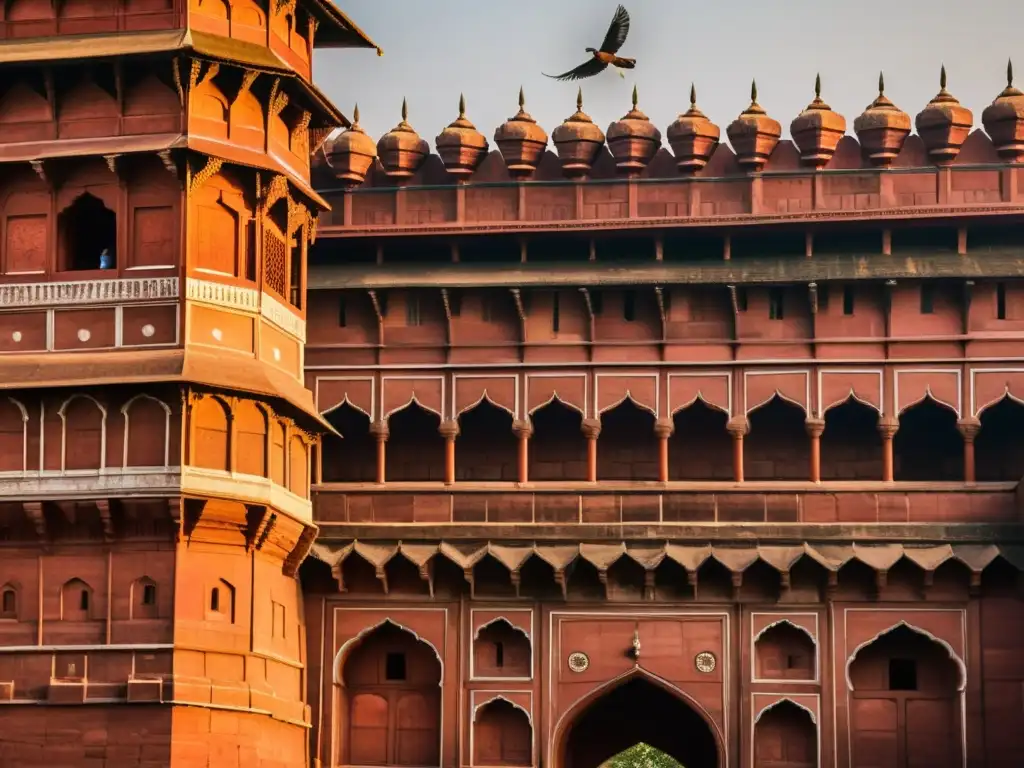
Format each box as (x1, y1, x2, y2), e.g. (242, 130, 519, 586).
(473, 694, 533, 726)
(129, 575, 159, 619)
(844, 620, 967, 692)
(60, 577, 94, 621)
(975, 388, 1024, 418)
(753, 696, 818, 725)
(473, 616, 530, 642)
(753, 618, 817, 647)
(0, 581, 20, 619)
(551, 666, 725, 768)
(822, 390, 882, 416)
(385, 393, 443, 420)
(897, 390, 960, 418)
(598, 391, 657, 419)
(333, 618, 444, 686)
(322, 393, 371, 419)
(670, 391, 730, 417)
(528, 392, 584, 417)
(0, 396, 28, 474)
(747, 390, 809, 417)
(457, 390, 515, 420)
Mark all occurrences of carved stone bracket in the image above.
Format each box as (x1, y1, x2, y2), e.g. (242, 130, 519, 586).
(182, 498, 207, 542)
(270, 88, 289, 119)
(22, 502, 46, 542)
(29, 159, 48, 185)
(188, 156, 224, 197)
(262, 173, 290, 213)
(103, 154, 122, 177)
(283, 526, 317, 577)
(197, 62, 219, 89)
(238, 70, 260, 100)
(171, 57, 184, 106)
(156, 150, 178, 176)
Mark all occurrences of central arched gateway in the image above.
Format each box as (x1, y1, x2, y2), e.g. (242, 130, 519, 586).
(556, 675, 722, 768)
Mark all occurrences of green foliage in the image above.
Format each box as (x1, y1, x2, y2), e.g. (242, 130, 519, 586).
(601, 742, 684, 768)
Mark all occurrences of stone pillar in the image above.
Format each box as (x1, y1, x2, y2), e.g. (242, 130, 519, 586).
(654, 418, 674, 483)
(957, 417, 981, 484)
(805, 417, 826, 483)
(512, 418, 533, 485)
(877, 415, 899, 482)
(438, 420, 460, 486)
(581, 418, 601, 483)
(726, 416, 749, 482)
(369, 420, 389, 484)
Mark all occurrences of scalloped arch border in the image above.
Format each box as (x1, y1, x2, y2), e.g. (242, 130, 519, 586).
(843, 619, 967, 692)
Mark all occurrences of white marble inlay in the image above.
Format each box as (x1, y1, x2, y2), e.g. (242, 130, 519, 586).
(11, 331, 21, 343)
(77, 328, 91, 342)
(211, 328, 223, 341)
(141, 324, 155, 338)
(0, 277, 178, 308)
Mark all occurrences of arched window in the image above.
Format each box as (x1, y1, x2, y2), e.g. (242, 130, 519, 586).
(207, 579, 235, 623)
(132, 577, 158, 619)
(474, 699, 532, 766)
(58, 193, 117, 272)
(61, 578, 93, 621)
(0, 585, 17, 619)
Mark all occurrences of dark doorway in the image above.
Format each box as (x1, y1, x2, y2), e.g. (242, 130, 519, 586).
(562, 677, 719, 768)
(59, 193, 117, 271)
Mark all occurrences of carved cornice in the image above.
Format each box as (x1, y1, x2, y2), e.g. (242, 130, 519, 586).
(260, 289, 307, 343)
(185, 277, 260, 313)
(0, 277, 178, 309)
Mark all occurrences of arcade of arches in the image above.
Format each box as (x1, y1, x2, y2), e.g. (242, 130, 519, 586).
(328, 622, 968, 768)
(321, 394, 1024, 484)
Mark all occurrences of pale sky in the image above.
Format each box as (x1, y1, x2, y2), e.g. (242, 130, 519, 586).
(315, 0, 1023, 151)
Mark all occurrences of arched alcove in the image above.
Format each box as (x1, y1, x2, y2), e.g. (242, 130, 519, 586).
(131, 576, 158, 619)
(754, 622, 816, 681)
(474, 698, 532, 766)
(821, 398, 882, 480)
(61, 395, 105, 471)
(0, 397, 27, 473)
(0, 583, 18, 620)
(341, 622, 442, 767)
(122, 394, 170, 469)
(457, 398, 516, 481)
(208, 578, 235, 623)
(529, 398, 585, 481)
(61, 578, 93, 621)
(386, 402, 444, 482)
(669, 400, 731, 481)
(848, 625, 962, 768)
(473, 619, 531, 678)
(233, 400, 268, 478)
(976, 396, 1024, 481)
(322, 402, 375, 482)
(605, 555, 646, 600)
(597, 399, 657, 481)
(58, 193, 116, 271)
(559, 675, 719, 768)
(746, 396, 810, 481)
(895, 398, 963, 481)
(192, 396, 230, 472)
(753, 700, 817, 768)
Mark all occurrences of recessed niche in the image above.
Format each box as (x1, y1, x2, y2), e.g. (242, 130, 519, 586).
(473, 618, 531, 678)
(754, 621, 816, 681)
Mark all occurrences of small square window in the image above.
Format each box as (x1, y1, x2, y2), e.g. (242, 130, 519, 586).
(888, 658, 918, 691)
(385, 652, 407, 681)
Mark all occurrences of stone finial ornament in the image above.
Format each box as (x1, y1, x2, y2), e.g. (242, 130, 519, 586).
(916, 65, 974, 165)
(435, 94, 490, 180)
(606, 85, 663, 175)
(666, 84, 721, 174)
(725, 80, 781, 172)
(551, 87, 607, 179)
(376, 98, 430, 180)
(790, 74, 847, 169)
(853, 72, 912, 167)
(326, 104, 377, 187)
(981, 60, 1024, 162)
(493, 87, 549, 179)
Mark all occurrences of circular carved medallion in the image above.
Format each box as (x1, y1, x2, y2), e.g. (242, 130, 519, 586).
(695, 651, 716, 674)
(567, 652, 590, 673)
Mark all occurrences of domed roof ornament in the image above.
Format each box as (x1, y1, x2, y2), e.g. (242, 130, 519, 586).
(325, 103, 377, 187)
(666, 84, 721, 175)
(606, 85, 663, 176)
(916, 65, 974, 165)
(493, 87, 549, 179)
(790, 74, 847, 169)
(982, 59, 1024, 162)
(435, 93, 490, 181)
(853, 72, 911, 167)
(725, 80, 781, 172)
(376, 98, 430, 181)
(551, 87, 606, 179)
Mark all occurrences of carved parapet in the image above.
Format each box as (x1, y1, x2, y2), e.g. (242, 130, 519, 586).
(580, 418, 602, 440)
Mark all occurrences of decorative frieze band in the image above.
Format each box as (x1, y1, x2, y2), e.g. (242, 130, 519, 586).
(185, 277, 259, 312)
(261, 289, 307, 343)
(0, 277, 179, 309)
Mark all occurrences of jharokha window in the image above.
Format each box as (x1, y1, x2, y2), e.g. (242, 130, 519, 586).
(342, 623, 442, 767)
(58, 193, 117, 272)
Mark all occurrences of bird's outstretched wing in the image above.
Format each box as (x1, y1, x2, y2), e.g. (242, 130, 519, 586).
(598, 4, 630, 55)
(542, 57, 609, 82)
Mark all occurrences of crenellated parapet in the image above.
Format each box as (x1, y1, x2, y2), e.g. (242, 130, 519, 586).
(320, 64, 1024, 193)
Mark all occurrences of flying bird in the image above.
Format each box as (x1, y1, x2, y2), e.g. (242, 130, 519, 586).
(543, 5, 634, 82)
